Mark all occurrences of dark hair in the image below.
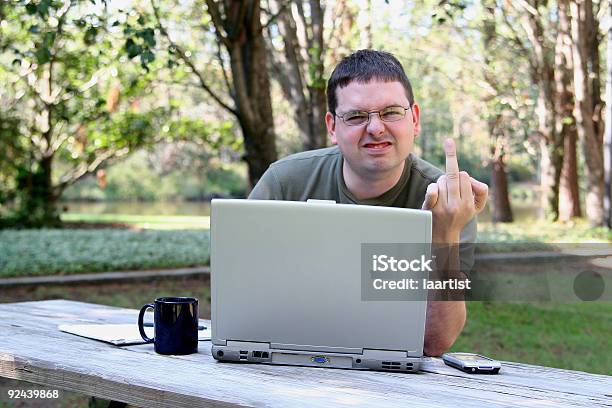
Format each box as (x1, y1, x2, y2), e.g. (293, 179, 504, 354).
(326, 49, 414, 115)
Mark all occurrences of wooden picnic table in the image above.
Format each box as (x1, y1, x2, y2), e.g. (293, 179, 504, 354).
(0, 300, 610, 408)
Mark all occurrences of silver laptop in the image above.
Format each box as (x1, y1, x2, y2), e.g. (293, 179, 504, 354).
(210, 199, 431, 372)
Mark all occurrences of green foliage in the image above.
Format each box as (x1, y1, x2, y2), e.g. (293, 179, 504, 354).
(122, 12, 157, 70)
(62, 139, 247, 202)
(0, 229, 210, 278)
(0, 1, 177, 226)
(376, 0, 539, 201)
(431, 0, 467, 25)
(307, 45, 326, 90)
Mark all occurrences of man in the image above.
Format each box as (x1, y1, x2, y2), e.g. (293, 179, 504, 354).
(249, 50, 488, 356)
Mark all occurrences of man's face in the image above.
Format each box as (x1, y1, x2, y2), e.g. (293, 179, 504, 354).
(325, 80, 420, 180)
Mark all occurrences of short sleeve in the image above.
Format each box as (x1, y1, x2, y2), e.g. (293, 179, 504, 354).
(248, 166, 283, 200)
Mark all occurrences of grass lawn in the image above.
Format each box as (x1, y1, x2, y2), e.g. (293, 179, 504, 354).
(0, 229, 210, 278)
(478, 218, 612, 243)
(2, 216, 610, 279)
(0, 276, 211, 314)
(451, 301, 611, 375)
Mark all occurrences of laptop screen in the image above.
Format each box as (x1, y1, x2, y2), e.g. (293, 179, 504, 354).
(211, 199, 431, 355)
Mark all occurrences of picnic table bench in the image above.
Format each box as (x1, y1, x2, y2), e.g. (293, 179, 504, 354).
(0, 300, 610, 407)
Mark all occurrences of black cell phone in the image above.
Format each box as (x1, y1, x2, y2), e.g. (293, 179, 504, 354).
(442, 352, 501, 374)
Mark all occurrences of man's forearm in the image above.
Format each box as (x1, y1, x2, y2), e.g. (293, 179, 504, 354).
(424, 300, 466, 356)
(424, 233, 466, 356)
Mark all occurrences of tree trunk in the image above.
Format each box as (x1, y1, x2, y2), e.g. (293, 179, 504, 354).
(230, 25, 277, 187)
(17, 155, 60, 227)
(524, 2, 563, 220)
(22, 57, 61, 227)
(488, 118, 513, 223)
(559, 128, 581, 220)
(570, 0, 604, 225)
(480, 2, 512, 223)
(208, 0, 278, 188)
(270, 0, 327, 150)
(604, 3, 612, 228)
(537, 94, 563, 221)
(557, 0, 581, 221)
(492, 159, 513, 223)
(40, 155, 60, 225)
(307, 0, 327, 149)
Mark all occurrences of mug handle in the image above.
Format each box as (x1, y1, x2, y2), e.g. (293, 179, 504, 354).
(138, 303, 155, 343)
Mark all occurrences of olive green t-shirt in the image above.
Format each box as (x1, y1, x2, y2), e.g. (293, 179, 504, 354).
(249, 146, 476, 271)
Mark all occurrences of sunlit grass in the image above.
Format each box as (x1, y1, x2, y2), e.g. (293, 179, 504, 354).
(62, 212, 612, 242)
(452, 301, 612, 375)
(61, 213, 210, 230)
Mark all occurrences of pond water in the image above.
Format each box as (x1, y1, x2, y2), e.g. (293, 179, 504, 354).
(61, 201, 543, 222)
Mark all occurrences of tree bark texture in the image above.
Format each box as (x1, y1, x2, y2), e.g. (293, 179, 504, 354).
(559, 128, 581, 220)
(569, 0, 604, 225)
(490, 131, 514, 223)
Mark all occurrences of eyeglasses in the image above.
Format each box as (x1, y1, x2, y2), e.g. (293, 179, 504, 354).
(335, 105, 411, 127)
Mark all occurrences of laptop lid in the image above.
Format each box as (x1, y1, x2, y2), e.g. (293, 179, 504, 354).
(211, 199, 431, 356)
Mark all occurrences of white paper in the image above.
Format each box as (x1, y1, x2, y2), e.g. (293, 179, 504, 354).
(59, 323, 211, 346)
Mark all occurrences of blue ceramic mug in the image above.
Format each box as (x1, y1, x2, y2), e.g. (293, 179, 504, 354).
(138, 297, 199, 355)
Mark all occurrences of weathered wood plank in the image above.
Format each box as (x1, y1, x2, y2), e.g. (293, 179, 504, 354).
(0, 300, 610, 408)
(0, 266, 209, 287)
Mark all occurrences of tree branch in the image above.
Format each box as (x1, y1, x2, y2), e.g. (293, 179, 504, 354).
(56, 146, 130, 193)
(500, 5, 531, 60)
(262, 0, 291, 29)
(228, 0, 250, 41)
(293, 0, 311, 59)
(205, 0, 230, 47)
(49, 122, 68, 154)
(513, 0, 538, 16)
(151, 0, 237, 115)
(215, 40, 234, 98)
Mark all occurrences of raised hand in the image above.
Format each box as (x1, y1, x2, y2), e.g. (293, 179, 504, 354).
(421, 138, 488, 243)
